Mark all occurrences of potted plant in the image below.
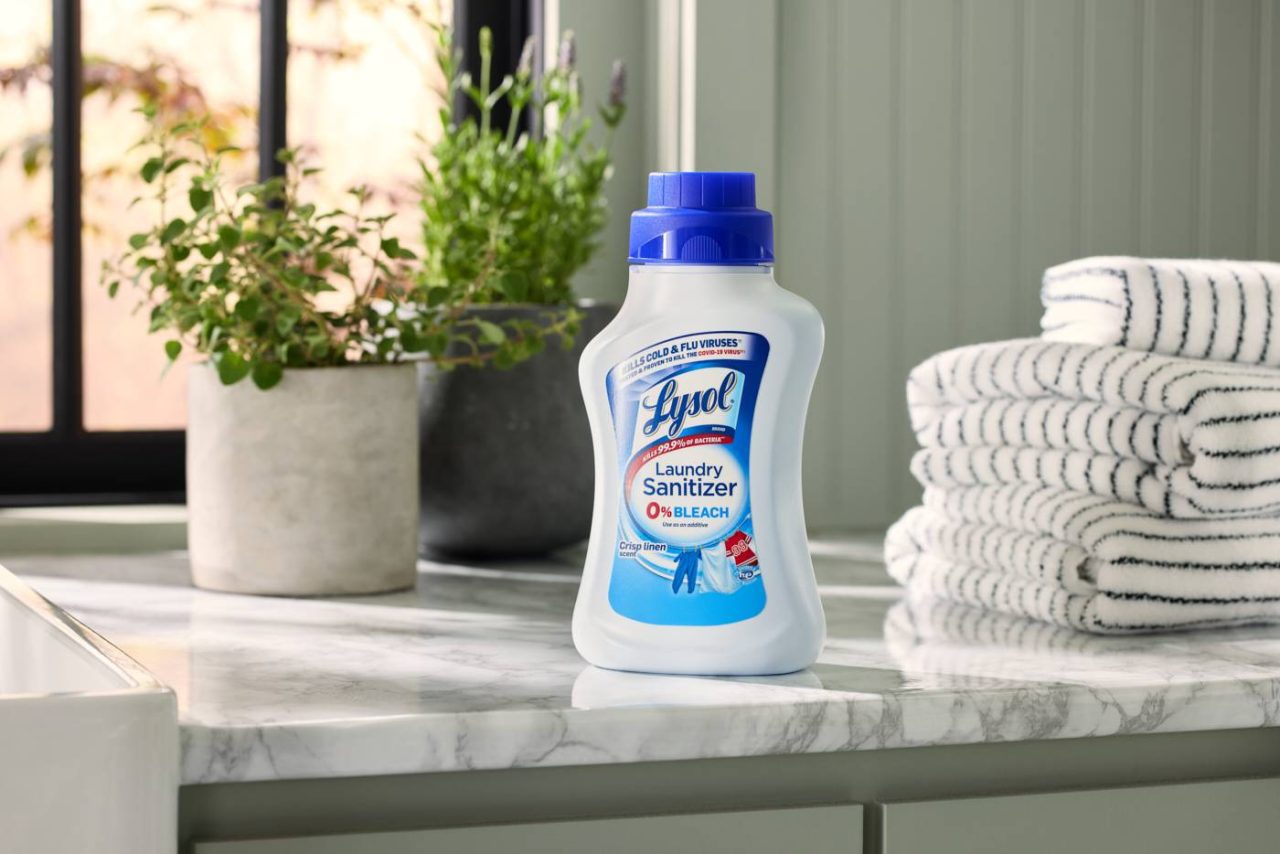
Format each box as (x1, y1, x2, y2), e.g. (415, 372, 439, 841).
(104, 112, 429, 596)
(411, 27, 626, 558)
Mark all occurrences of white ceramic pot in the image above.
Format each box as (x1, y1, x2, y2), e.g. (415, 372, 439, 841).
(187, 362, 419, 596)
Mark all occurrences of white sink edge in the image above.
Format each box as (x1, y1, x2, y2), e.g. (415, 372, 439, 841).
(0, 561, 178, 854)
(0, 561, 169, 698)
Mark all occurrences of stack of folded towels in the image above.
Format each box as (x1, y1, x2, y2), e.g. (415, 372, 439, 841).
(885, 256, 1280, 633)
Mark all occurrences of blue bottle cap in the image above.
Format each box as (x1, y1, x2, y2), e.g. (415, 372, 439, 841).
(628, 172, 774, 265)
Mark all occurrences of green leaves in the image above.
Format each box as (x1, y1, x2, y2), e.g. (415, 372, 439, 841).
(99, 27, 624, 388)
(189, 182, 213, 213)
(233, 295, 260, 321)
(475, 319, 506, 345)
(379, 236, 417, 260)
(139, 151, 193, 185)
(275, 305, 301, 335)
(160, 217, 187, 243)
(398, 326, 426, 353)
(148, 304, 169, 332)
(496, 271, 529, 302)
(217, 223, 241, 251)
(141, 156, 164, 183)
(424, 331, 450, 357)
(422, 284, 450, 308)
(100, 117, 430, 392)
(213, 350, 250, 385)
(251, 360, 283, 390)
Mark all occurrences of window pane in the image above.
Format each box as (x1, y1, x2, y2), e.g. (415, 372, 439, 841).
(81, 0, 259, 431)
(0, 2, 53, 432)
(288, 0, 449, 241)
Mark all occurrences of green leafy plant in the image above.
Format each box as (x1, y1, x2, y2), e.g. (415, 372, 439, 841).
(413, 26, 626, 369)
(101, 110, 424, 389)
(100, 22, 627, 386)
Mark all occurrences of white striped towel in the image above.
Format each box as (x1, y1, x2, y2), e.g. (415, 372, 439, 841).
(884, 484, 1280, 633)
(908, 338, 1280, 518)
(1041, 256, 1280, 366)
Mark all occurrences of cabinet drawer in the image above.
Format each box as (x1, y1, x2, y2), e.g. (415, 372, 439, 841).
(883, 778, 1280, 854)
(194, 803, 863, 854)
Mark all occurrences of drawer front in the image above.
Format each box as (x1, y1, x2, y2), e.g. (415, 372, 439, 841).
(883, 778, 1280, 854)
(194, 803, 863, 854)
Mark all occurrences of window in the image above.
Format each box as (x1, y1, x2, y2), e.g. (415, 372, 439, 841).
(0, 0, 532, 504)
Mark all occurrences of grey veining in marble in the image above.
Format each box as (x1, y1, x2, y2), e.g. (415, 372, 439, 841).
(7, 539, 1280, 786)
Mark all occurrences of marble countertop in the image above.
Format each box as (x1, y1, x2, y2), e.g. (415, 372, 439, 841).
(6, 542, 1280, 786)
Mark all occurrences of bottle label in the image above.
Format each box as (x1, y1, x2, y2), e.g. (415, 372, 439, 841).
(604, 331, 769, 626)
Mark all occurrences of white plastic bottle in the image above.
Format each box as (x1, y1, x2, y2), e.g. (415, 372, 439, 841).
(573, 172, 826, 676)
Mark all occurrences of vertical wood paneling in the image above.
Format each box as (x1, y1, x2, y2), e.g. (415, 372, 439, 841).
(831, 0, 897, 524)
(557, 0, 648, 303)
(1201, 0, 1262, 257)
(958, 0, 1020, 344)
(692, 0, 778, 210)
(1017, 0, 1084, 331)
(777, 1, 838, 522)
(1081, 0, 1143, 252)
(1259, 0, 1275, 256)
(896, 0, 960, 508)
(1143, 0, 1200, 255)
(1268, 1, 1280, 257)
(770, 0, 1280, 530)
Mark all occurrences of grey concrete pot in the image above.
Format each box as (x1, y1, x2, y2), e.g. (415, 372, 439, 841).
(417, 301, 616, 558)
(187, 362, 419, 596)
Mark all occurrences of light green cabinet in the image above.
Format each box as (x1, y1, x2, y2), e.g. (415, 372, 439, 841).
(180, 729, 1280, 853)
(192, 804, 864, 854)
(883, 778, 1280, 854)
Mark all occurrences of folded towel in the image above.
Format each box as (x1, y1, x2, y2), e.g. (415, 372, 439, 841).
(1041, 256, 1280, 366)
(908, 338, 1280, 517)
(884, 484, 1280, 632)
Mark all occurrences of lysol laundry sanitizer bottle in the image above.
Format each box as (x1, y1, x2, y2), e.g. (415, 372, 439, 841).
(573, 172, 826, 676)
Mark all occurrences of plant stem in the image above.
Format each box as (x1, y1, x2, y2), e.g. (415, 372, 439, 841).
(479, 28, 491, 136)
(505, 99, 523, 147)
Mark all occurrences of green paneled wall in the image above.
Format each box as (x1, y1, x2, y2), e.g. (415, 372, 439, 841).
(562, 0, 1280, 531)
(774, 0, 1280, 529)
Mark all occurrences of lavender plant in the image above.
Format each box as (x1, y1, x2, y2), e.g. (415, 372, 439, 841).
(414, 26, 626, 369)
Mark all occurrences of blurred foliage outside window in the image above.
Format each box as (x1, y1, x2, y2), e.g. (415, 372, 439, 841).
(0, 0, 448, 431)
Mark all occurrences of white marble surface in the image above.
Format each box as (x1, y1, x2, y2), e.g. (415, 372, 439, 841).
(7, 541, 1280, 786)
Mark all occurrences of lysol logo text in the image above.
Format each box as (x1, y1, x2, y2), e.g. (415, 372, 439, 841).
(640, 372, 738, 438)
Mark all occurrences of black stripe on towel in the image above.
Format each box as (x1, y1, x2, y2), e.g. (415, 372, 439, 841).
(1230, 271, 1247, 362)
(1205, 276, 1219, 359)
(1177, 267, 1192, 356)
(1149, 264, 1163, 350)
(1261, 266, 1275, 364)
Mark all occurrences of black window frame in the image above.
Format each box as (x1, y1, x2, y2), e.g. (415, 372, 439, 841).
(0, 0, 535, 507)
